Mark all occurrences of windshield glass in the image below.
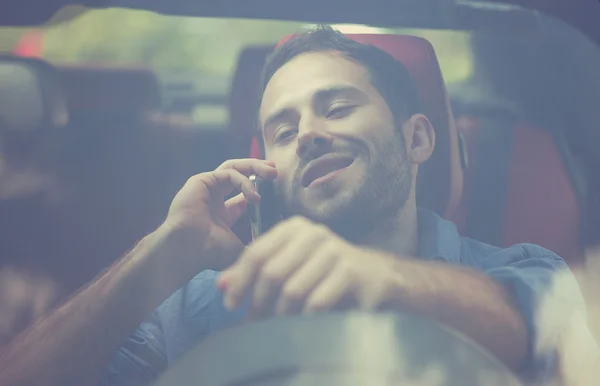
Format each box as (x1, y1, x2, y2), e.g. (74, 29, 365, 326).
(1, 8, 473, 127)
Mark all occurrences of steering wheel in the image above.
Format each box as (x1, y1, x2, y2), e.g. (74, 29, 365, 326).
(154, 312, 523, 386)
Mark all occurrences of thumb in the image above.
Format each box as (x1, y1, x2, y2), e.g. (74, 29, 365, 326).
(224, 193, 248, 227)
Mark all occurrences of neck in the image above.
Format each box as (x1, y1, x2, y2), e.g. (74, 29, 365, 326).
(358, 202, 418, 257)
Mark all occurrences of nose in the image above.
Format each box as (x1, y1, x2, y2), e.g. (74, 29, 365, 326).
(296, 123, 333, 159)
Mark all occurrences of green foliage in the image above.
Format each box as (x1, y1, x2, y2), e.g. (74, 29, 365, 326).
(0, 8, 473, 83)
(40, 9, 305, 75)
(0, 28, 26, 51)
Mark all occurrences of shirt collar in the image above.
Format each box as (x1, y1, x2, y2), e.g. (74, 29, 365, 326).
(416, 208, 462, 264)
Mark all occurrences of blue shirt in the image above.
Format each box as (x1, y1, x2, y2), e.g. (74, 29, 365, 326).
(101, 209, 584, 385)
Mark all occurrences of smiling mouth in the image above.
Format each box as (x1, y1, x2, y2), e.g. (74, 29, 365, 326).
(302, 156, 354, 188)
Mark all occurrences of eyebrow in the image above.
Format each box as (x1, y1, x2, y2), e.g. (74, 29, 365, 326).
(263, 109, 295, 136)
(313, 85, 366, 107)
(262, 85, 366, 135)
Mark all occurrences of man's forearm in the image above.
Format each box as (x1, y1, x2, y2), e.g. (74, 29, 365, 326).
(0, 224, 193, 386)
(386, 258, 528, 371)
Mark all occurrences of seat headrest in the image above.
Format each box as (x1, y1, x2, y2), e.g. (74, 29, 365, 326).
(246, 34, 463, 217)
(228, 45, 275, 157)
(0, 56, 68, 132)
(57, 66, 162, 117)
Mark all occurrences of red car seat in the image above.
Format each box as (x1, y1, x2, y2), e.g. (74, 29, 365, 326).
(448, 97, 584, 266)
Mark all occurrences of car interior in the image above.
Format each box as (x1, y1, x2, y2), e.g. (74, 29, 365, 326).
(1, 0, 600, 382)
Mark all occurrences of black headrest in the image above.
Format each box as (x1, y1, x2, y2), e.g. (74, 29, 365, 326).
(0, 56, 68, 132)
(57, 66, 162, 117)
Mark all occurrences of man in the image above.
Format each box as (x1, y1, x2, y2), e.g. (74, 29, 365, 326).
(0, 26, 585, 386)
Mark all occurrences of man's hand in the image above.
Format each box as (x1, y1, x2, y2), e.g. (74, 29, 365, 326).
(164, 158, 277, 273)
(217, 216, 529, 372)
(217, 216, 399, 319)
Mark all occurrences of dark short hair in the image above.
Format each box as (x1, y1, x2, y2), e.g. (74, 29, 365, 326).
(256, 25, 422, 140)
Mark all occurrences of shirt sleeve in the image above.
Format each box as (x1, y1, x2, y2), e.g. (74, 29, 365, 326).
(479, 244, 586, 383)
(99, 311, 167, 386)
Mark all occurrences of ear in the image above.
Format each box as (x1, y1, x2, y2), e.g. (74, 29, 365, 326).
(405, 113, 435, 165)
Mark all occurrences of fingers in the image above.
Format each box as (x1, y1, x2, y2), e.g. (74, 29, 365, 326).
(209, 169, 261, 203)
(175, 158, 276, 216)
(219, 217, 373, 320)
(302, 267, 353, 314)
(209, 159, 277, 203)
(222, 217, 324, 310)
(217, 158, 277, 180)
(248, 231, 329, 319)
(223, 193, 249, 226)
(275, 249, 337, 316)
(222, 225, 292, 309)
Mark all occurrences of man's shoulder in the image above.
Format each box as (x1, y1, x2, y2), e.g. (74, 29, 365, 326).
(416, 208, 566, 271)
(460, 237, 567, 270)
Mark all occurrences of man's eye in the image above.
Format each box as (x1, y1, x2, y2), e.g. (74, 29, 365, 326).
(326, 104, 354, 119)
(274, 127, 297, 143)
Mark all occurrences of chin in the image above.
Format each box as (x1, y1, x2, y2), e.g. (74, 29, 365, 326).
(283, 169, 368, 224)
(296, 188, 361, 225)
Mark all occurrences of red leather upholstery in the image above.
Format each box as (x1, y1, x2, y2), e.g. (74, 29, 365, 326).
(451, 115, 583, 265)
(245, 34, 463, 218)
(447, 116, 477, 236)
(505, 124, 581, 262)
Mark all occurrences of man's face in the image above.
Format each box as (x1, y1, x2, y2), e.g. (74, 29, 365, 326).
(259, 51, 413, 237)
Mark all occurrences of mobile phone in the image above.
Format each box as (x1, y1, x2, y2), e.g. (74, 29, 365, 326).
(248, 175, 280, 240)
